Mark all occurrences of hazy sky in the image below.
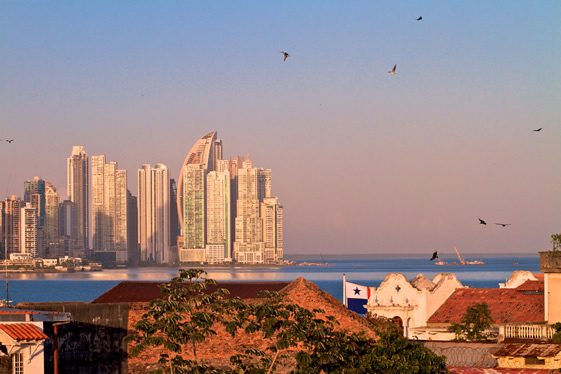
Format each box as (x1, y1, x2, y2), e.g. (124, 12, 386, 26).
(1, 1, 560, 255)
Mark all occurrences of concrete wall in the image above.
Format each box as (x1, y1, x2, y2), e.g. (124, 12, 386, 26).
(545, 273, 561, 324)
(424, 341, 501, 368)
(496, 354, 561, 370)
(18, 302, 130, 374)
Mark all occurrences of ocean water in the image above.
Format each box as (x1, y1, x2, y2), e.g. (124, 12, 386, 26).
(5, 253, 539, 305)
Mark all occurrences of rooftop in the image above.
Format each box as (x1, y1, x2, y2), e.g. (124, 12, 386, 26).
(92, 281, 291, 303)
(493, 343, 561, 358)
(0, 323, 48, 341)
(427, 288, 544, 324)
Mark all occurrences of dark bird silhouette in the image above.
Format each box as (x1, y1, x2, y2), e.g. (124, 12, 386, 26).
(478, 218, 487, 225)
(495, 223, 511, 227)
(280, 51, 290, 61)
(533, 128, 542, 132)
(5, 139, 14, 143)
(416, 16, 423, 21)
(430, 251, 438, 261)
(388, 64, 397, 75)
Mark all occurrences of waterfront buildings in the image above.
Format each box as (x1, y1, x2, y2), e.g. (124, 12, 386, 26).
(20, 203, 38, 257)
(91, 155, 128, 266)
(2, 196, 22, 257)
(138, 164, 170, 264)
(177, 131, 283, 264)
(67, 146, 89, 255)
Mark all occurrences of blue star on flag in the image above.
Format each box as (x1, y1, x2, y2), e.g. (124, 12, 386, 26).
(353, 287, 361, 295)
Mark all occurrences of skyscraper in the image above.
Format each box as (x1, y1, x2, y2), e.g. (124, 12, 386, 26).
(23, 176, 45, 227)
(234, 160, 265, 264)
(138, 164, 170, 264)
(206, 170, 231, 263)
(67, 146, 89, 255)
(177, 131, 222, 262)
(91, 155, 128, 266)
(261, 197, 284, 262)
(127, 190, 139, 266)
(20, 203, 38, 257)
(3, 196, 22, 257)
(169, 179, 179, 248)
(44, 182, 59, 253)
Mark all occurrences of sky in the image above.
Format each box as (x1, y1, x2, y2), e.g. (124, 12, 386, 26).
(1, 1, 560, 255)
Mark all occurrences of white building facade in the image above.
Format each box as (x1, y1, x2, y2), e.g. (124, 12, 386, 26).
(138, 164, 170, 264)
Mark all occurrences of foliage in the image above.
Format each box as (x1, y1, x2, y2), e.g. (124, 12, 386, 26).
(551, 233, 561, 252)
(127, 269, 448, 374)
(551, 322, 561, 343)
(126, 269, 233, 373)
(448, 302, 494, 342)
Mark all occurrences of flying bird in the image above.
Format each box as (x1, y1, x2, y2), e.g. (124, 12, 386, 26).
(5, 139, 14, 143)
(430, 251, 438, 261)
(495, 223, 511, 227)
(388, 64, 397, 75)
(478, 218, 487, 225)
(416, 16, 423, 21)
(280, 51, 290, 61)
(533, 128, 542, 132)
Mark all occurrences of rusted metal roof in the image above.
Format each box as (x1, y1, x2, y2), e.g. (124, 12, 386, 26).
(493, 343, 561, 358)
(92, 281, 291, 303)
(427, 288, 544, 324)
(0, 323, 48, 341)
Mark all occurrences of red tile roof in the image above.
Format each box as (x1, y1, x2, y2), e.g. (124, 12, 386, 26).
(92, 281, 291, 303)
(515, 280, 544, 292)
(0, 323, 48, 341)
(427, 288, 544, 324)
(449, 368, 551, 373)
(493, 343, 561, 358)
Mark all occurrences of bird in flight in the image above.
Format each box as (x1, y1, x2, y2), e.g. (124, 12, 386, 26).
(533, 128, 542, 132)
(416, 16, 423, 21)
(5, 139, 14, 143)
(430, 251, 438, 261)
(280, 51, 290, 61)
(478, 218, 487, 225)
(388, 64, 397, 75)
(495, 223, 511, 227)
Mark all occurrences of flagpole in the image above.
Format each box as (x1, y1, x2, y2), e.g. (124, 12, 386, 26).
(342, 273, 347, 307)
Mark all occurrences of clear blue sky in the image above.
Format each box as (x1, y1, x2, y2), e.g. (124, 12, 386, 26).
(1, 1, 560, 254)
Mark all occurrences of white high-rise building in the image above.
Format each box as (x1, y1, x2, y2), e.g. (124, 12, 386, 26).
(20, 203, 38, 257)
(44, 182, 59, 245)
(261, 197, 283, 262)
(234, 161, 265, 264)
(138, 164, 170, 264)
(67, 146, 89, 254)
(91, 155, 128, 265)
(205, 170, 231, 263)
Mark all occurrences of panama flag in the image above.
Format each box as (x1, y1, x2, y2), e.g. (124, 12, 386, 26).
(344, 278, 370, 315)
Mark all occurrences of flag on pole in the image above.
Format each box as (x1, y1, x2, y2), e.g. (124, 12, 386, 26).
(344, 278, 370, 315)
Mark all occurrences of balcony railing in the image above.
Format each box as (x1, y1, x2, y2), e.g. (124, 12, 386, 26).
(502, 324, 555, 341)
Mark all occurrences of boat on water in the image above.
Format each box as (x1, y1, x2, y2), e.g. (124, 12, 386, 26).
(434, 246, 485, 266)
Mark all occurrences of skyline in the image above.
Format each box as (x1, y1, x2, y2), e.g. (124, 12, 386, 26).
(2, 1, 560, 254)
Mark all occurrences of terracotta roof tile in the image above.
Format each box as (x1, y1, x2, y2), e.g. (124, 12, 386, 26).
(493, 343, 561, 358)
(92, 281, 291, 303)
(0, 323, 48, 341)
(515, 280, 544, 292)
(449, 368, 551, 373)
(427, 288, 544, 324)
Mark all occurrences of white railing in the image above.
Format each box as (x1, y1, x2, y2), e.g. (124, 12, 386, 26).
(503, 324, 555, 341)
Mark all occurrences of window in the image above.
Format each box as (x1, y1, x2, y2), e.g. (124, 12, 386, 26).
(12, 353, 24, 374)
(524, 357, 545, 365)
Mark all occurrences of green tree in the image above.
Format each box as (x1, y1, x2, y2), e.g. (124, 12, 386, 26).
(551, 322, 561, 343)
(448, 302, 494, 342)
(128, 270, 448, 373)
(551, 233, 561, 252)
(126, 269, 233, 373)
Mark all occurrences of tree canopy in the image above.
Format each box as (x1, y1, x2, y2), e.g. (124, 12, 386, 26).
(127, 269, 448, 373)
(448, 302, 495, 342)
